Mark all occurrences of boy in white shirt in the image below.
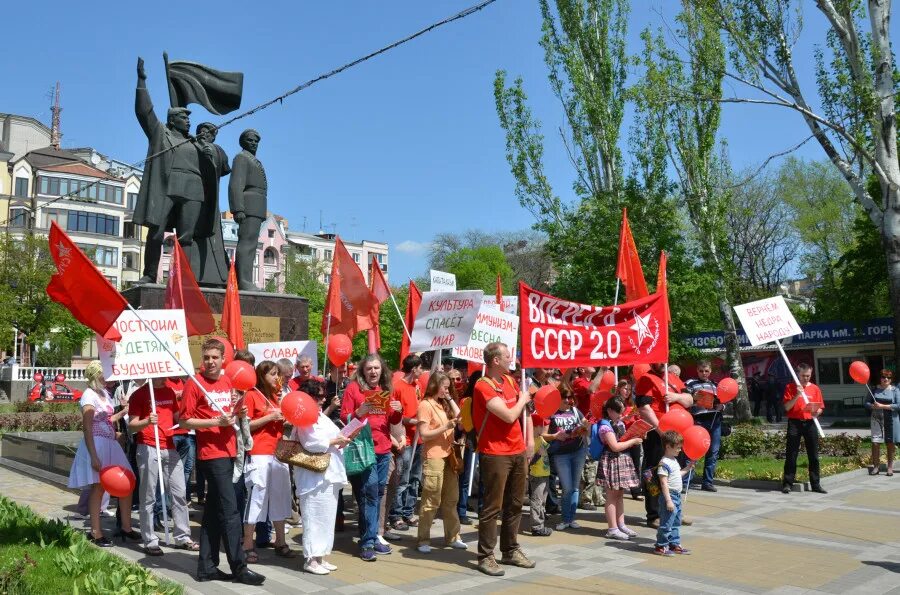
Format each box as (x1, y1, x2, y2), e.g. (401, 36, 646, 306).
(655, 430, 694, 556)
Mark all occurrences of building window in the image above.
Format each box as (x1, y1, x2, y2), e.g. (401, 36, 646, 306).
(14, 177, 29, 197)
(123, 252, 137, 270)
(375, 253, 384, 263)
(263, 247, 278, 266)
(77, 244, 118, 267)
(66, 211, 119, 236)
(127, 192, 138, 210)
(9, 207, 29, 228)
(268, 229, 275, 238)
(324, 249, 333, 260)
(816, 358, 840, 384)
(105, 276, 118, 288)
(352, 252, 360, 263)
(123, 222, 138, 240)
(324, 273, 331, 285)
(42, 208, 67, 229)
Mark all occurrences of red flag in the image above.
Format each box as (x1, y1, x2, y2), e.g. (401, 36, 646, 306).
(321, 237, 376, 337)
(368, 256, 390, 351)
(616, 208, 649, 302)
(221, 261, 245, 349)
(399, 280, 422, 365)
(657, 250, 670, 326)
(496, 275, 504, 312)
(164, 240, 215, 336)
(46, 222, 126, 341)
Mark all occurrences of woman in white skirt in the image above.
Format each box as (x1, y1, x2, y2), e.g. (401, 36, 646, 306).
(293, 381, 351, 575)
(242, 360, 297, 561)
(68, 360, 138, 546)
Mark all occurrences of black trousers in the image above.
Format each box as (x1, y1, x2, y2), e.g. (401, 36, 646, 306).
(782, 419, 820, 488)
(641, 430, 665, 522)
(196, 458, 246, 578)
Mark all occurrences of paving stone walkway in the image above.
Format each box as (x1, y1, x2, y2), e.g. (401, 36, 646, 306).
(1, 465, 899, 594)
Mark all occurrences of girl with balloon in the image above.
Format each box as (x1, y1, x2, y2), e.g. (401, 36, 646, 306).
(241, 360, 296, 561)
(68, 360, 138, 546)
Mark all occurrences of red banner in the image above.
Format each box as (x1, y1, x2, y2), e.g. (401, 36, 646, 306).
(519, 281, 669, 368)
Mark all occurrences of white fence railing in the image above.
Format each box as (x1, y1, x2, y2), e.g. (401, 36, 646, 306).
(10, 365, 86, 382)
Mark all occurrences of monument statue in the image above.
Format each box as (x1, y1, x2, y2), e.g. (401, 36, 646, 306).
(194, 122, 230, 286)
(133, 57, 216, 283)
(228, 129, 267, 291)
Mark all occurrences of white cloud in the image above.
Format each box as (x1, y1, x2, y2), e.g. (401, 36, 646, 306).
(395, 240, 430, 254)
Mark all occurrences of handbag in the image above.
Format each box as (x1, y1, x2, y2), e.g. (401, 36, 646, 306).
(344, 422, 376, 475)
(447, 442, 464, 475)
(275, 438, 331, 473)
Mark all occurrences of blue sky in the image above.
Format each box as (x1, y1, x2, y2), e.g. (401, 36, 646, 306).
(4, 1, 890, 285)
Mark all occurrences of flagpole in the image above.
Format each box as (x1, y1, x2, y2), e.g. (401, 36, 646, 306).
(390, 292, 412, 341)
(148, 379, 171, 545)
(124, 304, 228, 416)
(322, 313, 333, 382)
(613, 279, 620, 384)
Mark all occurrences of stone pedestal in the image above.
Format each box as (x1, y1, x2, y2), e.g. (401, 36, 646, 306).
(121, 284, 309, 361)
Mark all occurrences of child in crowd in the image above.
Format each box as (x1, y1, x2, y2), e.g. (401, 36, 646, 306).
(655, 431, 693, 556)
(598, 398, 643, 540)
(528, 431, 553, 536)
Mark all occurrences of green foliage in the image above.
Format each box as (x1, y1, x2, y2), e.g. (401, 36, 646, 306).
(716, 455, 865, 482)
(0, 232, 92, 359)
(0, 496, 181, 594)
(443, 246, 514, 294)
(270, 247, 328, 365)
(720, 425, 866, 459)
(0, 412, 82, 432)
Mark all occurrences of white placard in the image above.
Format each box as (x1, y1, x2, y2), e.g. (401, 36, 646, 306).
(98, 309, 193, 380)
(430, 269, 457, 292)
(409, 290, 484, 351)
(452, 306, 519, 369)
(481, 295, 519, 315)
(733, 296, 802, 347)
(247, 341, 318, 376)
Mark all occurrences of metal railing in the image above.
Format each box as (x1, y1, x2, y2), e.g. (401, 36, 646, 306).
(10, 365, 86, 382)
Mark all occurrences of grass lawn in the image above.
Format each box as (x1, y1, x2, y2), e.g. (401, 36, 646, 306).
(0, 496, 182, 594)
(715, 455, 866, 482)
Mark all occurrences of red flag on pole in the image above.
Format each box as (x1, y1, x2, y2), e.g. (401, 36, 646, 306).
(368, 256, 390, 351)
(399, 280, 422, 365)
(496, 274, 504, 312)
(657, 250, 670, 326)
(616, 208, 649, 303)
(46, 221, 127, 341)
(321, 237, 376, 338)
(164, 240, 215, 336)
(221, 261, 245, 349)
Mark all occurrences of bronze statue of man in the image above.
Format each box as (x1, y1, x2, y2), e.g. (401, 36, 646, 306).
(132, 57, 216, 283)
(228, 129, 267, 290)
(193, 122, 230, 286)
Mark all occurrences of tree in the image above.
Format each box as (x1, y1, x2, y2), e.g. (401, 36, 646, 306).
(695, 0, 900, 355)
(0, 232, 92, 364)
(637, 4, 754, 419)
(444, 246, 514, 293)
(272, 246, 330, 366)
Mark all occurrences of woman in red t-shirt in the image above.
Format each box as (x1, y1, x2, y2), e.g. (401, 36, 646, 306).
(241, 361, 296, 561)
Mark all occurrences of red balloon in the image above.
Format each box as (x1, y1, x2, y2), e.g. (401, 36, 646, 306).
(683, 425, 711, 460)
(327, 334, 353, 366)
(33, 372, 44, 383)
(717, 377, 739, 403)
(598, 370, 616, 392)
(225, 360, 256, 391)
(208, 336, 234, 366)
(281, 391, 319, 427)
(590, 389, 612, 420)
(849, 360, 870, 385)
(534, 385, 562, 419)
(99, 465, 136, 498)
(658, 407, 693, 434)
(55, 373, 66, 383)
(632, 363, 651, 381)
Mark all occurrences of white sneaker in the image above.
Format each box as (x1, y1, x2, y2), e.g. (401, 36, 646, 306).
(377, 535, 389, 546)
(417, 544, 432, 553)
(448, 539, 467, 550)
(618, 525, 638, 538)
(606, 528, 629, 541)
(304, 561, 330, 575)
(569, 521, 581, 529)
(555, 522, 570, 531)
(321, 560, 337, 571)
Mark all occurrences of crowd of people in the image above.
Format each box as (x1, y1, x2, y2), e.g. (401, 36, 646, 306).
(67, 339, 835, 583)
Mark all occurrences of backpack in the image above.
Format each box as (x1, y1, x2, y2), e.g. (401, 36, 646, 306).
(588, 419, 612, 460)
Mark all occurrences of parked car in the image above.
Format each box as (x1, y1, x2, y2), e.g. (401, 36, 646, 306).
(27, 372, 82, 403)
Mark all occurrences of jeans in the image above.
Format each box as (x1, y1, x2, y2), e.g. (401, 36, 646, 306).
(783, 419, 821, 488)
(390, 443, 422, 522)
(348, 453, 390, 549)
(173, 434, 195, 501)
(696, 412, 722, 487)
(195, 457, 246, 578)
(477, 453, 526, 561)
(656, 491, 682, 547)
(552, 447, 588, 524)
(458, 447, 475, 519)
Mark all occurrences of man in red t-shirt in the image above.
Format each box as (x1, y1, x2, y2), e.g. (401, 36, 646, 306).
(782, 362, 826, 494)
(287, 355, 314, 392)
(179, 338, 264, 586)
(636, 362, 694, 527)
(388, 354, 424, 530)
(128, 377, 195, 554)
(473, 342, 535, 577)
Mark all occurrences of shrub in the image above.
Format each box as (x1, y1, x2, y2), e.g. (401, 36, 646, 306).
(13, 401, 79, 414)
(0, 412, 82, 433)
(720, 425, 767, 458)
(13, 401, 44, 413)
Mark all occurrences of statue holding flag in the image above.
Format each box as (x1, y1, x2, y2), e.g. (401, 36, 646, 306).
(132, 54, 244, 286)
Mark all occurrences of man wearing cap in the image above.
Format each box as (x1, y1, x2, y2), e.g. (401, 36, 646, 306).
(635, 363, 693, 528)
(133, 57, 218, 284)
